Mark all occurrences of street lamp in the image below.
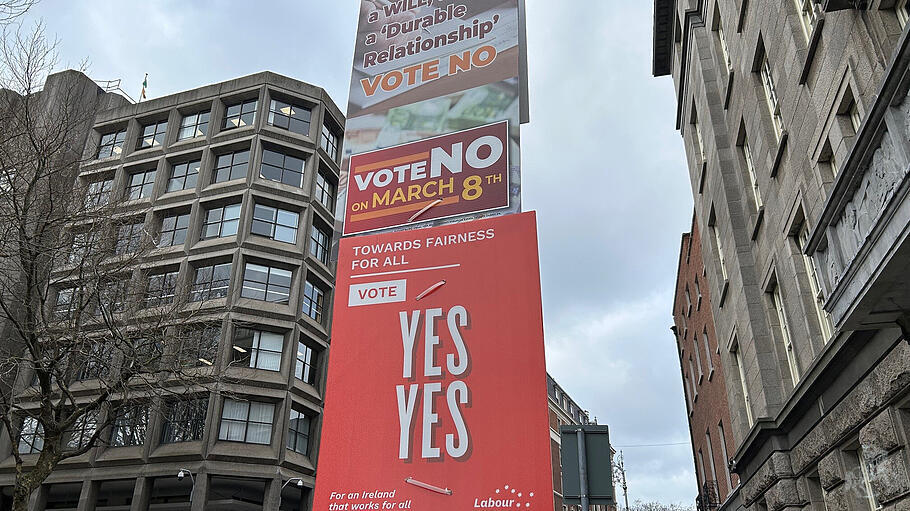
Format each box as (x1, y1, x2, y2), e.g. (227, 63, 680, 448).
(278, 478, 305, 509)
(177, 468, 196, 504)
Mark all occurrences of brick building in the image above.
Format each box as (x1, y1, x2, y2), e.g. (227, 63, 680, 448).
(654, 0, 910, 509)
(672, 213, 738, 509)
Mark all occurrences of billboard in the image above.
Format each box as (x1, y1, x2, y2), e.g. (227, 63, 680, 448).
(337, 0, 526, 236)
(313, 212, 553, 511)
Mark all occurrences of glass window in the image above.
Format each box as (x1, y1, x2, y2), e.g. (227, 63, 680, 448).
(772, 285, 799, 385)
(732, 342, 754, 426)
(178, 110, 210, 140)
(760, 56, 783, 140)
(54, 288, 75, 317)
(742, 136, 762, 209)
(66, 411, 98, 448)
(146, 270, 179, 307)
(797, 223, 833, 343)
(321, 123, 339, 161)
(310, 224, 330, 265)
(166, 160, 200, 193)
(218, 399, 274, 444)
(201, 203, 241, 239)
(190, 262, 232, 302)
(75, 341, 108, 380)
(213, 150, 250, 183)
(794, 0, 819, 42)
(223, 99, 257, 130)
(251, 203, 299, 244)
(233, 329, 283, 371)
(97, 279, 128, 315)
(177, 326, 221, 367)
(241, 263, 292, 303)
(302, 279, 325, 323)
(97, 129, 126, 159)
(18, 416, 44, 454)
(315, 171, 336, 212)
(268, 99, 311, 135)
(161, 398, 208, 443)
(899, 0, 910, 28)
(159, 212, 190, 247)
(260, 148, 305, 187)
(702, 329, 715, 373)
(116, 221, 146, 255)
(287, 407, 311, 455)
(137, 120, 168, 149)
(85, 179, 113, 208)
(110, 405, 148, 447)
(127, 169, 156, 200)
(295, 340, 317, 384)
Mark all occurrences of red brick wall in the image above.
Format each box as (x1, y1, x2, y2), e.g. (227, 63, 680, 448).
(672, 214, 739, 501)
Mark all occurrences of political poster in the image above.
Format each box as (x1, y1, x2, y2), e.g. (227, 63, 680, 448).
(313, 212, 553, 511)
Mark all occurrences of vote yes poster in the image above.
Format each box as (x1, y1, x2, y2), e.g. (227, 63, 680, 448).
(313, 212, 553, 511)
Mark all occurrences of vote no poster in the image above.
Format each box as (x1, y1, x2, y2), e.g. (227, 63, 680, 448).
(313, 212, 553, 510)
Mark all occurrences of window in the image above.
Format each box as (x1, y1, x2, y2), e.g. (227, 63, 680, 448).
(685, 286, 693, 317)
(219, 399, 274, 444)
(76, 341, 108, 380)
(233, 329, 283, 371)
(241, 263, 292, 303)
(85, 179, 113, 208)
(159, 212, 190, 247)
(697, 449, 707, 486)
(794, 0, 818, 42)
(693, 113, 706, 160)
(315, 171, 336, 212)
(695, 277, 703, 309)
(710, 214, 728, 280)
(741, 135, 762, 209)
(310, 224, 331, 265)
(702, 329, 715, 374)
(54, 288, 76, 317)
(213, 149, 250, 183)
(732, 340, 754, 426)
(856, 446, 883, 510)
(177, 326, 221, 367)
(201, 203, 241, 239)
(287, 407, 311, 455)
(223, 99, 257, 130)
(302, 279, 326, 323)
(161, 398, 208, 443)
(693, 337, 704, 381)
(688, 358, 699, 399)
(137, 120, 168, 149)
(717, 422, 734, 495)
(321, 123, 339, 161)
(146, 270, 179, 307)
(705, 430, 718, 487)
(797, 222, 833, 343)
(66, 411, 98, 448)
(109, 405, 148, 447)
(771, 284, 800, 385)
(717, 17, 732, 73)
(268, 99, 311, 135)
(899, 0, 910, 28)
(166, 160, 200, 193)
(849, 100, 861, 133)
(97, 129, 126, 159)
(178, 110, 210, 140)
(295, 339, 317, 384)
(190, 262, 232, 301)
(260, 148, 305, 187)
(127, 168, 157, 201)
(251, 204, 299, 244)
(18, 416, 43, 454)
(760, 55, 784, 139)
(116, 221, 146, 255)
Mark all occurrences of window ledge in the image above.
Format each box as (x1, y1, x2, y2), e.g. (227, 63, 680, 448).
(718, 279, 730, 308)
(770, 131, 789, 177)
(799, 16, 825, 84)
(751, 206, 765, 241)
(724, 71, 735, 110)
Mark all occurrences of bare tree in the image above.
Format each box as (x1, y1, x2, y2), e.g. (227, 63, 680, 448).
(628, 501, 695, 511)
(0, 22, 227, 511)
(0, 0, 33, 25)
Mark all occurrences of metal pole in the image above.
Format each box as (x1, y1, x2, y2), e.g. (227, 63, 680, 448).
(620, 451, 629, 511)
(576, 429, 589, 511)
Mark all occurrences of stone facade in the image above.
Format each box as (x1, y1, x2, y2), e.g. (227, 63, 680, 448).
(654, 1, 910, 510)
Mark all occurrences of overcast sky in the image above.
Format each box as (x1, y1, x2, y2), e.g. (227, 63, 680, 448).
(22, 0, 695, 504)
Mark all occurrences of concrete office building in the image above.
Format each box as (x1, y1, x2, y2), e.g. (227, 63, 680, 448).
(547, 374, 615, 511)
(672, 213, 739, 509)
(654, 0, 910, 509)
(0, 71, 344, 510)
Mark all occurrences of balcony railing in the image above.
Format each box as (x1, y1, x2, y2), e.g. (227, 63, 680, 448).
(695, 481, 719, 511)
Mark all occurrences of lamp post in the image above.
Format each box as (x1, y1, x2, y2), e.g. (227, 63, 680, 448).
(278, 478, 305, 510)
(177, 469, 196, 505)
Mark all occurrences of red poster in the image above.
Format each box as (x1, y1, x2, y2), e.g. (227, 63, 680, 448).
(343, 121, 511, 236)
(314, 212, 553, 511)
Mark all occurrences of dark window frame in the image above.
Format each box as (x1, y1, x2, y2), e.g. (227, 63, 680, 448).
(178, 110, 211, 140)
(97, 129, 126, 159)
(190, 262, 232, 302)
(267, 99, 312, 135)
(161, 397, 208, 443)
(223, 99, 258, 130)
(251, 203, 299, 244)
(212, 149, 250, 183)
(159, 212, 190, 247)
(166, 160, 201, 193)
(260, 148, 305, 188)
(201, 203, 241, 240)
(302, 278, 326, 323)
(287, 407, 311, 456)
(126, 168, 157, 201)
(137, 119, 168, 150)
(241, 263, 292, 304)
